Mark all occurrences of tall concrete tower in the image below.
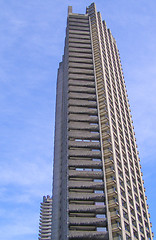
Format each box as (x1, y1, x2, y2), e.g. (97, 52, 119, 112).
(39, 196, 52, 240)
(51, 3, 153, 240)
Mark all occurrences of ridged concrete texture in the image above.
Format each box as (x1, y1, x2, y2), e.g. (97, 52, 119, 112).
(51, 3, 153, 240)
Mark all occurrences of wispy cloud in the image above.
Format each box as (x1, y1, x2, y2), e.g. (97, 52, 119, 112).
(0, 0, 156, 239)
(0, 157, 52, 187)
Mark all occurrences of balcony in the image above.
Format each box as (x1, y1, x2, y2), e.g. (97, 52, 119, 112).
(107, 188, 117, 198)
(108, 199, 119, 208)
(106, 179, 116, 187)
(69, 181, 104, 190)
(110, 211, 120, 220)
(69, 192, 105, 202)
(69, 204, 106, 214)
(69, 217, 107, 227)
(69, 149, 101, 158)
(69, 230, 109, 240)
(103, 149, 113, 158)
(104, 159, 114, 167)
(68, 160, 102, 169)
(105, 168, 115, 176)
(111, 223, 122, 233)
(69, 170, 103, 179)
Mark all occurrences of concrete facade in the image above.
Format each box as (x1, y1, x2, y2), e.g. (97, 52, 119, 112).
(39, 196, 52, 240)
(51, 3, 153, 240)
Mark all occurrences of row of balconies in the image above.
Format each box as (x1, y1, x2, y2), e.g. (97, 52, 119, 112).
(68, 50, 92, 58)
(68, 114, 98, 123)
(68, 56, 93, 64)
(68, 28, 90, 37)
(69, 92, 96, 101)
(68, 105, 97, 114)
(69, 217, 107, 227)
(68, 67, 94, 76)
(69, 33, 91, 43)
(69, 18, 89, 25)
(67, 11, 108, 240)
(68, 131, 100, 140)
(40, 210, 52, 215)
(92, 12, 153, 240)
(69, 26, 90, 33)
(69, 180, 103, 190)
(68, 140, 100, 149)
(68, 62, 93, 71)
(69, 170, 103, 180)
(39, 226, 51, 230)
(69, 29, 90, 36)
(38, 233, 51, 239)
(69, 204, 106, 214)
(39, 216, 52, 220)
(39, 219, 52, 223)
(68, 230, 109, 240)
(68, 21, 89, 28)
(68, 149, 101, 158)
(68, 160, 102, 169)
(69, 122, 99, 131)
(111, 184, 151, 237)
(68, 99, 96, 108)
(68, 80, 95, 89)
(40, 206, 52, 210)
(69, 14, 89, 21)
(39, 221, 52, 226)
(69, 42, 91, 50)
(40, 202, 52, 206)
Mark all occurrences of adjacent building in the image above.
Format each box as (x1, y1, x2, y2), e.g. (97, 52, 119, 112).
(39, 196, 52, 240)
(51, 3, 153, 240)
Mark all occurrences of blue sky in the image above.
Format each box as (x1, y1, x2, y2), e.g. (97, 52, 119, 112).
(0, 0, 156, 239)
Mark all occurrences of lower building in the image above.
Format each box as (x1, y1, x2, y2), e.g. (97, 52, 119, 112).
(39, 196, 52, 240)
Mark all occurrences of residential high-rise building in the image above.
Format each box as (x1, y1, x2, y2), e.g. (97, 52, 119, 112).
(39, 196, 52, 240)
(51, 3, 153, 240)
